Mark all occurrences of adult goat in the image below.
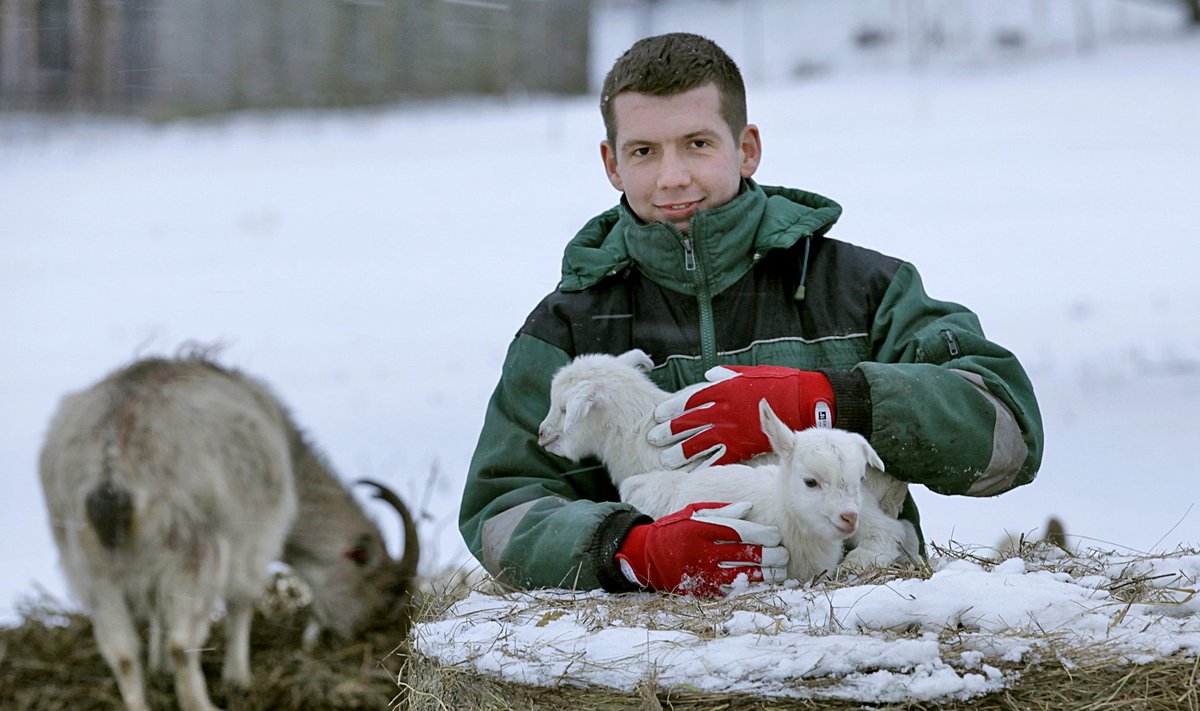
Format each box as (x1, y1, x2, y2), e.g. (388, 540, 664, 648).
(39, 354, 418, 711)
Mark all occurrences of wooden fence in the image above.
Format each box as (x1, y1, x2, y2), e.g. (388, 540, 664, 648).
(0, 0, 591, 116)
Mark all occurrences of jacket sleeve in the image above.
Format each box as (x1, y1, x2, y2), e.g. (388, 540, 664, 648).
(855, 262, 1044, 496)
(458, 332, 648, 591)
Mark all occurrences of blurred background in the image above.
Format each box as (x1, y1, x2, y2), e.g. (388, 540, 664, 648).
(2, 0, 1196, 114)
(3, 0, 1198, 624)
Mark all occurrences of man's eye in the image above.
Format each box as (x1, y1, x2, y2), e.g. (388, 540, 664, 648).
(631, 147, 651, 157)
(691, 139, 709, 149)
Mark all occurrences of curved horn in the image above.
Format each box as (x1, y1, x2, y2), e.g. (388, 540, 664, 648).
(356, 479, 420, 593)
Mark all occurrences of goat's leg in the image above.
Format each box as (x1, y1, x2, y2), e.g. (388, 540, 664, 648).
(167, 614, 221, 711)
(222, 596, 254, 688)
(147, 610, 168, 674)
(88, 579, 150, 711)
(163, 541, 228, 711)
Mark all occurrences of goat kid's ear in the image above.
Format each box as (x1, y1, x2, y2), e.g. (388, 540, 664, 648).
(862, 439, 885, 473)
(561, 383, 598, 433)
(618, 348, 654, 373)
(758, 399, 795, 458)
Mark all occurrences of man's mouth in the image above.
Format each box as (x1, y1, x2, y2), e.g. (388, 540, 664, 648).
(658, 201, 701, 219)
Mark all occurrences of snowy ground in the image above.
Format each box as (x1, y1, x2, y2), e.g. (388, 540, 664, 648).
(2, 16, 1198, 640)
(416, 548, 1200, 703)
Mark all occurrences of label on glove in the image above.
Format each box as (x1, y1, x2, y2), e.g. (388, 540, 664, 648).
(814, 400, 832, 428)
(618, 557, 642, 585)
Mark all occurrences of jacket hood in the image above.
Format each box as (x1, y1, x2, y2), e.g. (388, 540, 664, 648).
(558, 180, 842, 294)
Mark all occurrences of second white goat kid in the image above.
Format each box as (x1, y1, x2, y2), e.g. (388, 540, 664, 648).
(622, 399, 893, 581)
(538, 349, 919, 579)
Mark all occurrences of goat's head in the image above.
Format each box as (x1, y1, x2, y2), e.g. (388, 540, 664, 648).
(537, 349, 654, 461)
(286, 480, 419, 639)
(758, 399, 884, 540)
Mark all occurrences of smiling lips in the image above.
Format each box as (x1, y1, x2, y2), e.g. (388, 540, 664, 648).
(657, 200, 701, 220)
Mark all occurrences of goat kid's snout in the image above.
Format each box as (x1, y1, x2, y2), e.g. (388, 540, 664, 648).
(537, 423, 558, 449)
(836, 511, 859, 535)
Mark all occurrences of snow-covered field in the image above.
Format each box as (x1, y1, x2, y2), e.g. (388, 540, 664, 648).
(2, 9, 1197, 685)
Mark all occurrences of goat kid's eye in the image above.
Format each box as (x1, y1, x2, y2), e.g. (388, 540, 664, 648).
(804, 478, 819, 489)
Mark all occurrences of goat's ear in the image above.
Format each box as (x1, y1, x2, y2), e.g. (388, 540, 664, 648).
(618, 348, 654, 373)
(759, 399, 795, 459)
(861, 439, 885, 473)
(561, 383, 598, 433)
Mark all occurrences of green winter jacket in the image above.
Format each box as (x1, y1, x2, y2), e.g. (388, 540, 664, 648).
(460, 180, 1043, 592)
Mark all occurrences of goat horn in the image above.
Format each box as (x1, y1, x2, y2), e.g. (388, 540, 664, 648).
(356, 479, 420, 595)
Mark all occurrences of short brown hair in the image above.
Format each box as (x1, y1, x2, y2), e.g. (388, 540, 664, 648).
(600, 33, 747, 146)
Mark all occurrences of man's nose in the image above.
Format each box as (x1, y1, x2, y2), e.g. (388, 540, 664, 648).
(657, 149, 691, 189)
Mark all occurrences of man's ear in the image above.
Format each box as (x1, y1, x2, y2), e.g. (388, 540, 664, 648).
(600, 140, 624, 191)
(739, 123, 762, 179)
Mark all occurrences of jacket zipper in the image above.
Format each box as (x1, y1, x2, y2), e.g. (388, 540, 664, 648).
(681, 237, 697, 271)
(941, 329, 961, 357)
(682, 234, 717, 369)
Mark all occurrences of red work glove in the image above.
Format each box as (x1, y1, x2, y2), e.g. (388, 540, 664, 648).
(648, 365, 834, 468)
(615, 501, 788, 597)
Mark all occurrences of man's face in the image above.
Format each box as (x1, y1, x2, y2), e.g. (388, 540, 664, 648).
(601, 83, 761, 234)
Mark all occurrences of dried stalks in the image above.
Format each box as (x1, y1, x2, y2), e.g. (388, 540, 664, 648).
(0, 578, 406, 711)
(398, 543, 1200, 711)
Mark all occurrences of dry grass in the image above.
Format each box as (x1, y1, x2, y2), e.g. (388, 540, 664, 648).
(4, 546, 1196, 710)
(0, 584, 406, 710)
(398, 543, 1200, 711)
(397, 651, 1199, 711)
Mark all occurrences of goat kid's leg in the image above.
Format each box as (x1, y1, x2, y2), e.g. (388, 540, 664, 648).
(222, 596, 254, 688)
(840, 497, 913, 572)
(88, 580, 151, 711)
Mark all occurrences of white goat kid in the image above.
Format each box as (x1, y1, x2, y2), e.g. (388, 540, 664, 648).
(39, 356, 419, 711)
(538, 349, 918, 578)
(538, 349, 707, 485)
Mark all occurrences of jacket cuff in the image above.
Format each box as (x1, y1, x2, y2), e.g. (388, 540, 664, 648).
(589, 509, 652, 593)
(821, 368, 872, 439)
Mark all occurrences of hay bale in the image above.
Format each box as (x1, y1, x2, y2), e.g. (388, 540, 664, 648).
(399, 649, 1200, 710)
(400, 545, 1200, 710)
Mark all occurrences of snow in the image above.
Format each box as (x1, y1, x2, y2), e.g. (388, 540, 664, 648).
(2, 3, 1199, 703)
(416, 549, 1200, 702)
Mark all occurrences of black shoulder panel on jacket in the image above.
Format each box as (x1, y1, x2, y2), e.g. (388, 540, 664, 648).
(521, 236, 904, 362)
(800, 236, 905, 339)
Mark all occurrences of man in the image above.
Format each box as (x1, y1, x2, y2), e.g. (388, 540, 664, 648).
(460, 33, 1043, 597)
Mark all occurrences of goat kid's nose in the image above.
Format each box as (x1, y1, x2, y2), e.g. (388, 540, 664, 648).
(839, 512, 858, 531)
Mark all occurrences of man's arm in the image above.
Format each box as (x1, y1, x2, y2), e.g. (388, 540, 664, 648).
(859, 261, 1043, 496)
(647, 260, 1042, 499)
(459, 333, 645, 591)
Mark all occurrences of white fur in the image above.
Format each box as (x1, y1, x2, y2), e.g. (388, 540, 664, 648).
(39, 357, 416, 711)
(540, 350, 919, 580)
(538, 348, 705, 486)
